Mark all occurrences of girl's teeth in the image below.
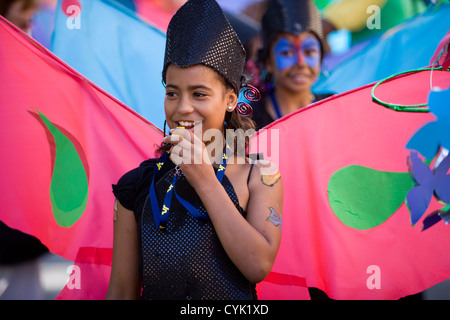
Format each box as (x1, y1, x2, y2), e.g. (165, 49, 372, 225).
(178, 121, 202, 127)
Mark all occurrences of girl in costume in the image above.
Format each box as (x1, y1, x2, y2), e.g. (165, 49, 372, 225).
(251, 0, 334, 130)
(106, 0, 282, 300)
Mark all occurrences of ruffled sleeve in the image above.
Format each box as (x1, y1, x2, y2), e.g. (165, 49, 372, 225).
(112, 159, 158, 215)
(112, 168, 139, 212)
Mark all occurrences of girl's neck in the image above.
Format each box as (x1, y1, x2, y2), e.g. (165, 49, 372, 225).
(271, 86, 313, 117)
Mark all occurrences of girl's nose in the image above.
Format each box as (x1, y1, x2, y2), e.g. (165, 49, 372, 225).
(294, 39, 306, 67)
(177, 96, 195, 114)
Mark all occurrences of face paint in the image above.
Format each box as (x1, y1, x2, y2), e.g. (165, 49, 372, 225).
(274, 35, 320, 71)
(274, 37, 296, 71)
(298, 35, 321, 68)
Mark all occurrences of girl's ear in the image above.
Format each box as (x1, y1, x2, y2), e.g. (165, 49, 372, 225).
(226, 89, 238, 112)
(265, 56, 273, 75)
(264, 44, 274, 75)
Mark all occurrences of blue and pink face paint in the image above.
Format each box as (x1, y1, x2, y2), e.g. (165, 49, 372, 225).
(273, 35, 321, 71)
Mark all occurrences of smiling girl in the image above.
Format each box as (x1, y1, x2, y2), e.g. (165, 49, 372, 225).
(106, 0, 282, 300)
(251, 0, 334, 130)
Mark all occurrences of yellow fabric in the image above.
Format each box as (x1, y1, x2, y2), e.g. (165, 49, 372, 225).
(324, 0, 387, 31)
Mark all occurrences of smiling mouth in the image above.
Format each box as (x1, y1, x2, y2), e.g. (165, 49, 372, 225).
(176, 121, 202, 129)
(291, 73, 310, 79)
(289, 73, 311, 84)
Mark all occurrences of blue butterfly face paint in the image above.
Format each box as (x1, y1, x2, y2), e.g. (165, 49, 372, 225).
(274, 35, 320, 71)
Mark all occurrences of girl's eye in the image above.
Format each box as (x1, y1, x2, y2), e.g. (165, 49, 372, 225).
(276, 47, 294, 57)
(303, 48, 318, 56)
(166, 91, 177, 98)
(280, 50, 292, 57)
(193, 92, 207, 98)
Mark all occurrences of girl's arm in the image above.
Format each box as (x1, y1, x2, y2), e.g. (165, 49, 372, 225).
(195, 163, 282, 283)
(105, 200, 141, 300)
(165, 131, 282, 283)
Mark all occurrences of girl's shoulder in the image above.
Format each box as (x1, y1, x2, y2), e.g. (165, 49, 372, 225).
(247, 158, 282, 188)
(112, 158, 158, 211)
(227, 156, 281, 185)
(116, 158, 158, 186)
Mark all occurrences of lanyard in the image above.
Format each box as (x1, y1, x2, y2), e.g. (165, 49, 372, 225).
(269, 91, 283, 119)
(270, 89, 317, 120)
(149, 144, 231, 229)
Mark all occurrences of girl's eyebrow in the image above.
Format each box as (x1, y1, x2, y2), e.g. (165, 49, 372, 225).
(301, 36, 320, 46)
(165, 84, 213, 92)
(188, 85, 213, 92)
(165, 84, 179, 90)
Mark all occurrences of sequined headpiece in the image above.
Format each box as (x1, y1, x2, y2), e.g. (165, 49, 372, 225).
(262, 0, 324, 51)
(163, 0, 246, 94)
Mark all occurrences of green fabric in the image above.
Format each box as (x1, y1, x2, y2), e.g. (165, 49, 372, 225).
(328, 165, 415, 230)
(36, 109, 88, 228)
(314, 0, 335, 11)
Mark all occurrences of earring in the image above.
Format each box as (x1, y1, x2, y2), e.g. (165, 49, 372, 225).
(227, 106, 233, 111)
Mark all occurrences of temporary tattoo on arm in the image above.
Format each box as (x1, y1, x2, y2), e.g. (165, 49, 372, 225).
(267, 207, 282, 227)
(261, 169, 281, 187)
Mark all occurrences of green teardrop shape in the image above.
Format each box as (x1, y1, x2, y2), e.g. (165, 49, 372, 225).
(35, 109, 88, 227)
(328, 165, 414, 230)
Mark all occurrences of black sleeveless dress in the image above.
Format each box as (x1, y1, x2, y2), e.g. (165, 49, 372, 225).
(112, 158, 256, 300)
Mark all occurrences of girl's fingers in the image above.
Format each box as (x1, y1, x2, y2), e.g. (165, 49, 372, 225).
(169, 138, 192, 165)
(163, 129, 193, 145)
(170, 127, 195, 144)
(170, 143, 184, 166)
(165, 127, 208, 166)
(163, 134, 182, 145)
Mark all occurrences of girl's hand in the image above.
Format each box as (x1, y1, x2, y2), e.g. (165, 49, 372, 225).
(163, 128, 216, 190)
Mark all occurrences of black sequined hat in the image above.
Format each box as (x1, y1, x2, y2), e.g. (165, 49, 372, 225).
(162, 0, 246, 94)
(262, 0, 324, 53)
